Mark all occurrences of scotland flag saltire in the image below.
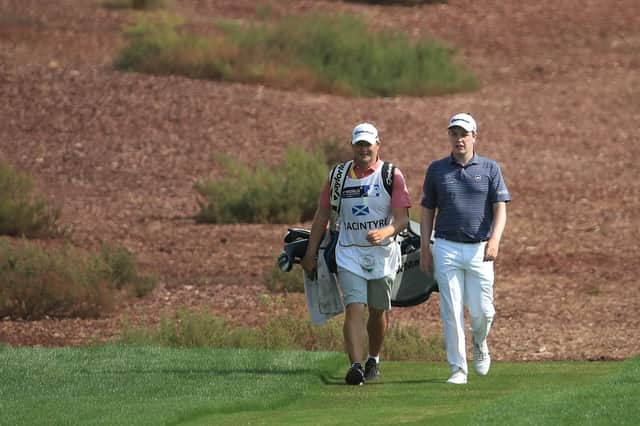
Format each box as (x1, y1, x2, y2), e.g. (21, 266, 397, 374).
(352, 205, 369, 216)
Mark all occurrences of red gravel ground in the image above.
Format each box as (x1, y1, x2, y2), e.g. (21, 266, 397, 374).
(1, 0, 639, 361)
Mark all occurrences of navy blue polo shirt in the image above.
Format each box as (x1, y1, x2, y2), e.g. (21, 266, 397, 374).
(421, 153, 511, 242)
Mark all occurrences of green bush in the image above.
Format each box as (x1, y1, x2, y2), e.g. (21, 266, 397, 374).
(194, 145, 327, 224)
(0, 161, 60, 238)
(344, 0, 447, 5)
(220, 13, 477, 97)
(264, 266, 305, 293)
(120, 310, 263, 348)
(261, 313, 344, 352)
(114, 13, 226, 78)
(383, 322, 445, 361)
(118, 308, 440, 360)
(100, 244, 157, 297)
(115, 12, 477, 97)
(0, 238, 156, 319)
(0, 238, 112, 319)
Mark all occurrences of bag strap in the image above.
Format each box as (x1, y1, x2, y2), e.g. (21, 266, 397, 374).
(328, 160, 351, 232)
(381, 161, 395, 196)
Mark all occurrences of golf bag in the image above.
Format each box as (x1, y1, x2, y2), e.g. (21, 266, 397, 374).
(277, 220, 438, 311)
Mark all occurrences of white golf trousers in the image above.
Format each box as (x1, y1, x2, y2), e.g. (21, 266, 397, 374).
(432, 238, 495, 375)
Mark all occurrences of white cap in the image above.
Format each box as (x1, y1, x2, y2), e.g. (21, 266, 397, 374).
(351, 122, 379, 145)
(448, 113, 477, 132)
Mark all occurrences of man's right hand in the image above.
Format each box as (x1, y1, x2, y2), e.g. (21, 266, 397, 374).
(420, 248, 433, 274)
(419, 207, 436, 275)
(301, 254, 318, 281)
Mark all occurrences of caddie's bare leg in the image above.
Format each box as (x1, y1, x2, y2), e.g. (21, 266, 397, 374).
(367, 307, 387, 358)
(344, 303, 366, 363)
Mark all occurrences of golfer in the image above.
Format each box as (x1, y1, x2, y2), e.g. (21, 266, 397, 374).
(420, 113, 510, 384)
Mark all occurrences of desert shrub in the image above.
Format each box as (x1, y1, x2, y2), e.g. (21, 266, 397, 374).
(114, 13, 231, 79)
(155, 310, 257, 348)
(0, 161, 61, 238)
(344, 0, 447, 5)
(100, 244, 157, 297)
(119, 309, 263, 348)
(118, 308, 442, 360)
(102, 0, 168, 10)
(264, 266, 304, 293)
(115, 12, 477, 97)
(194, 145, 327, 224)
(119, 309, 343, 352)
(218, 13, 477, 97)
(0, 238, 113, 319)
(0, 238, 156, 319)
(261, 313, 344, 352)
(383, 322, 445, 361)
(322, 136, 352, 166)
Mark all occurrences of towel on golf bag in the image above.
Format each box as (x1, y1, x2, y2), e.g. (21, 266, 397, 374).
(304, 232, 343, 325)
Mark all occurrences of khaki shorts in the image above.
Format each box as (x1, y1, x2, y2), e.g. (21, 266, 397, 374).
(337, 267, 394, 310)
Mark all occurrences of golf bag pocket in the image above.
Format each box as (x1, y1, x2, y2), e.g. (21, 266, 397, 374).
(322, 231, 339, 274)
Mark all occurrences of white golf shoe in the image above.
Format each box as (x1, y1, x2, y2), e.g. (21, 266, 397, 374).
(446, 369, 467, 385)
(473, 337, 491, 376)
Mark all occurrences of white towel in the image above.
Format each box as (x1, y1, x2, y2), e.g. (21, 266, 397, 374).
(303, 245, 343, 325)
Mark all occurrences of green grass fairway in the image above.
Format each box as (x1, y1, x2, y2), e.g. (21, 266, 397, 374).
(0, 345, 636, 425)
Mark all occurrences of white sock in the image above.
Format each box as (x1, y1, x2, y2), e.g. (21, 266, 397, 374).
(367, 354, 380, 363)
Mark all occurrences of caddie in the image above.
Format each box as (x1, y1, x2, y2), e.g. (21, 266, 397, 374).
(302, 122, 410, 385)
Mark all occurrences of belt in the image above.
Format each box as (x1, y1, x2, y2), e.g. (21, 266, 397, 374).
(442, 238, 488, 244)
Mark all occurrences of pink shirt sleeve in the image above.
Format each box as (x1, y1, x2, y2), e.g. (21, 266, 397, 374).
(391, 168, 411, 208)
(319, 180, 331, 209)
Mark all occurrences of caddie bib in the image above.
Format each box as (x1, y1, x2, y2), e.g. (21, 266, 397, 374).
(335, 165, 400, 279)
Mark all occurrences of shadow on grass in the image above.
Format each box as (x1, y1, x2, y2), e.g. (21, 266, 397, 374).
(320, 373, 444, 385)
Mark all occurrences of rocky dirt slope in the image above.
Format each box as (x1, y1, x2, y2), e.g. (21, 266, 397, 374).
(1, 0, 639, 360)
